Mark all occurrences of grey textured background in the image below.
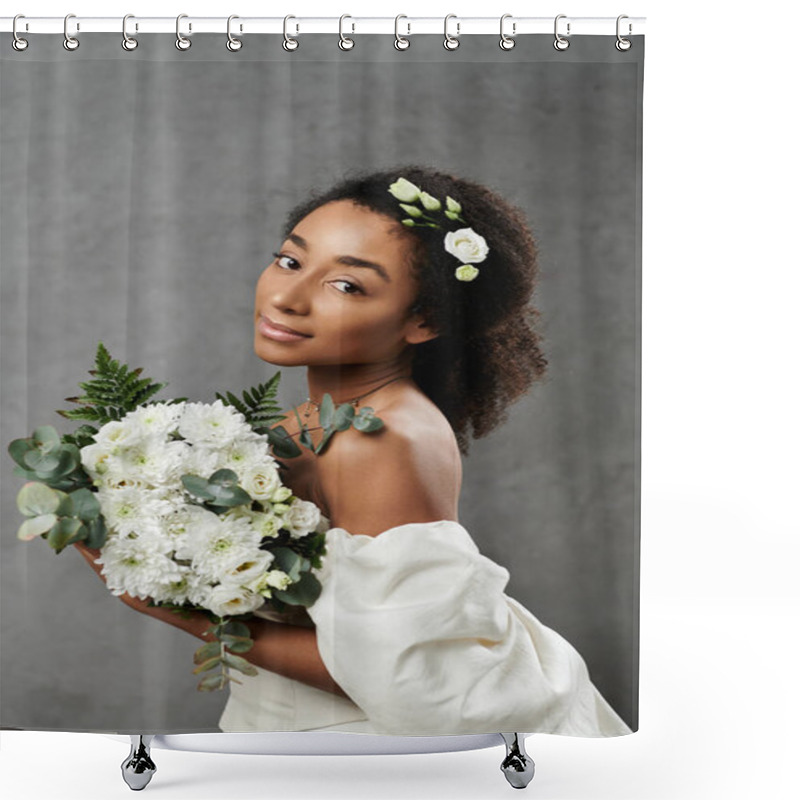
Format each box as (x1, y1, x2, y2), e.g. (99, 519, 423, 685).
(0, 33, 642, 733)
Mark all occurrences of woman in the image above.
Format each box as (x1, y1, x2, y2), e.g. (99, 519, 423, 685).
(76, 165, 632, 737)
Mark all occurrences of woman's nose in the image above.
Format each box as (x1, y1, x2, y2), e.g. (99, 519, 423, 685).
(270, 272, 312, 315)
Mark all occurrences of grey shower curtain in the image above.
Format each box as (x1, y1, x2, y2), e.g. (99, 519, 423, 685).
(0, 32, 642, 735)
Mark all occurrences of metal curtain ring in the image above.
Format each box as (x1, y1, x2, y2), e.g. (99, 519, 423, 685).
(63, 13, 80, 51)
(12, 14, 29, 52)
(394, 14, 410, 50)
(616, 15, 632, 51)
(443, 14, 460, 51)
(122, 14, 138, 51)
(553, 14, 570, 51)
(339, 14, 354, 50)
(283, 15, 299, 51)
(175, 13, 191, 51)
(499, 13, 516, 50)
(227, 15, 243, 51)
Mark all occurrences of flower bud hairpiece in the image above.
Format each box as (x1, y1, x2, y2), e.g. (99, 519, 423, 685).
(387, 177, 489, 282)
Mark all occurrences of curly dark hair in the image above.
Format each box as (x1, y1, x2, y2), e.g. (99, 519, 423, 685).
(280, 164, 548, 456)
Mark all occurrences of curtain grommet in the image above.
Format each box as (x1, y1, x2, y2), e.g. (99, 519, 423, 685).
(443, 14, 460, 51)
(499, 14, 516, 50)
(226, 15, 243, 52)
(283, 15, 299, 51)
(12, 14, 29, 51)
(394, 15, 410, 51)
(553, 14, 570, 51)
(63, 13, 80, 51)
(615, 15, 632, 51)
(175, 13, 191, 51)
(121, 14, 138, 51)
(339, 15, 355, 50)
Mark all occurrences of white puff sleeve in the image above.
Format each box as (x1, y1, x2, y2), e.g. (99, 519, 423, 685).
(305, 520, 632, 737)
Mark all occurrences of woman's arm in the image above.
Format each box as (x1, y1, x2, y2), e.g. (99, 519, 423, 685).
(72, 541, 349, 698)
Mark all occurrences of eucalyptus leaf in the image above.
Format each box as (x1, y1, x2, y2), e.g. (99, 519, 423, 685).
(16, 482, 62, 517)
(314, 428, 336, 455)
(47, 517, 83, 552)
(272, 571, 322, 607)
(181, 474, 215, 500)
(221, 620, 252, 639)
(222, 653, 258, 677)
(217, 635, 254, 654)
(84, 515, 107, 549)
(55, 494, 75, 518)
(18, 514, 58, 541)
(70, 487, 101, 521)
(208, 468, 239, 486)
(192, 655, 222, 674)
(33, 425, 61, 452)
(8, 438, 33, 469)
(266, 426, 302, 459)
(193, 642, 221, 664)
(319, 393, 335, 428)
(332, 403, 356, 431)
(271, 547, 303, 580)
(197, 673, 228, 692)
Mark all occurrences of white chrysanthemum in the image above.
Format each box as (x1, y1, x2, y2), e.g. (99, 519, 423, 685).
(177, 399, 251, 447)
(111, 438, 184, 487)
(96, 533, 183, 599)
(91, 419, 144, 452)
(155, 565, 205, 606)
(245, 568, 291, 597)
(187, 517, 264, 583)
(202, 584, 266, 618)
(123, 402, 185, 439)
(283, 498, 321, 538)
(175, 446, 222, 484)
(163, 505, 220, 552)
(219, 438, 275, 478)
(95, 485, 171, 536)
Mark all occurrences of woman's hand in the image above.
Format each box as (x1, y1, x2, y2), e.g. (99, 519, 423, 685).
(72, 540, 155, 616)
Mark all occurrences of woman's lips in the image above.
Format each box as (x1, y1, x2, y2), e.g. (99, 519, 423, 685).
(257, 314, 311, 342)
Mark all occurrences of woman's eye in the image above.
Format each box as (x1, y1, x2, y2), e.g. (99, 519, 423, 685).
(272, 251, 298, 270)
(331, 280, 363, 295)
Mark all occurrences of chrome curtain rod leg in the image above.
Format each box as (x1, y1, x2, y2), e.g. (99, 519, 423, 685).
(499, 732, 535, 789)
(121, 734, 157, 790)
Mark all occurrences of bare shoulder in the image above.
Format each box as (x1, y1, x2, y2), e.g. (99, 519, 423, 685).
(316, 389, 462, 536)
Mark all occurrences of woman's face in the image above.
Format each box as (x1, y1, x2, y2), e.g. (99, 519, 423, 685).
(254, 199, 436, 367)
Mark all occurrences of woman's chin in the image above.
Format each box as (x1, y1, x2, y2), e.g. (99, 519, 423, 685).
(253, 339, 308, 367)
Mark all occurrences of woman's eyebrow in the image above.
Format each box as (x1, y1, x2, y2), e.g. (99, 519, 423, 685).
(286, 232, 391, 283)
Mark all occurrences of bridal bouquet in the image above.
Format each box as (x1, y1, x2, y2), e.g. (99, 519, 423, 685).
(8, 342, 383, 691)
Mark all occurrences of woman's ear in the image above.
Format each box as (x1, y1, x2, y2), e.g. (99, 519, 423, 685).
(404, 309, 439, 345)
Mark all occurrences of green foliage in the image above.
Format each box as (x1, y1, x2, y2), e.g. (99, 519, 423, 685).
(215, 372, 285, 434)
(57, 342, 185, 449)
(181, 469, 253, 513)
(192, 618, 257, 692)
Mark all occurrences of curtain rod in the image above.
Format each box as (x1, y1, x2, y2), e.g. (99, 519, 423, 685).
(0, 16, 646, 37)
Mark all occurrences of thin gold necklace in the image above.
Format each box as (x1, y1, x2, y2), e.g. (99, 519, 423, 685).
(302, 375, 408, 420)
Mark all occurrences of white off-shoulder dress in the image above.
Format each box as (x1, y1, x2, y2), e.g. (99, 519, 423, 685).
(217, 520, 632, 737)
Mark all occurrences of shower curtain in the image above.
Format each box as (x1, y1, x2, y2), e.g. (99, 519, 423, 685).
(0, 29, 642, 737)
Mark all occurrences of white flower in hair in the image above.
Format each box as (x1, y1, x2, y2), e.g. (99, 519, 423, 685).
(444, 228, 489, 265)
(388, 176, 490, 282)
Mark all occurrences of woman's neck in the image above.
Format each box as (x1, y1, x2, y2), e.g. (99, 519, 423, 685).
(305, 356, 414, 407)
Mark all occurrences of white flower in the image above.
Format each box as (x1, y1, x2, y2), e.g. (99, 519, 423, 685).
(123, 402, 185, 439)
(203, 584, 265, 618)
(419, 191, 441, 211)
(239, 462, 282, 504)
(96, 485, 170, 536)
(188, 517, 265, 584)
(454, 264, 480, 282)
(283, 498, 321, 538)
(443, 228, 489, 265)
(91, 419, 143, 452)
(219, 550, 274, 587)
(177, 399, 251, 447)
(388, 176, 422, 203)
(96, 533, 182, 599)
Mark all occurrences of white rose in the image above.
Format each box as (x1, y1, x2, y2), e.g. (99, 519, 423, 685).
(443, 227, 489, 264)
(240, 463, 282, 503)
(204, 584, 264, 618)
(283, 498, 321, 538)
